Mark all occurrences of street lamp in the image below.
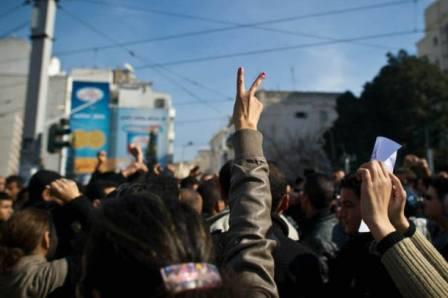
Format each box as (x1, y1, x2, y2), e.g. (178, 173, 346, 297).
(182, 141, 194, 162)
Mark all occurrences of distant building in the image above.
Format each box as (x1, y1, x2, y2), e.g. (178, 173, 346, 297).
(417, 0, 448, 72)
(256, 90, 341, 177)
(0, 38, 175, 176)
(0, 38, 67, 175)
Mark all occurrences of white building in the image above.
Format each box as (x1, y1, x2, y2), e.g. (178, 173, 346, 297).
(0, 38, 175, 176)
(0, 38, 68, 175)
(417, 0, 448, 72)
(256, 90, 341, 177)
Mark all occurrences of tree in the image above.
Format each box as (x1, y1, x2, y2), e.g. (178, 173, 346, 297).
(325, 50, 448, 171)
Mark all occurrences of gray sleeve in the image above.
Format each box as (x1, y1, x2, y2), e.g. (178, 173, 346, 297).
(222, 129, 278, 298)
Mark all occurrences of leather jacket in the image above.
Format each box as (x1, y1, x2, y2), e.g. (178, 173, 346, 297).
(221, 129, 278, 298)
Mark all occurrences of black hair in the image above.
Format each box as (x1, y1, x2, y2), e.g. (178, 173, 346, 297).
(81, 189, 234, 297)
(5, 175, 24, 189)
(304, 173, 334, 209)
(339, 174, 361, 199)
(180, 176, 199, 189)
(427, 176, 448, 202)
(197, 181, 221, 216)
(218, 161, 233, 203)
(268, 162, 288, 213)
(0, 192, 12, 202)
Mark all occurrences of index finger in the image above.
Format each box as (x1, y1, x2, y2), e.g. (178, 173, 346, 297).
(237, 67, 245, 96)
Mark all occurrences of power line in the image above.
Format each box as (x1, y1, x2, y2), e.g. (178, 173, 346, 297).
(59, 7, 227, 115)
(134, 29, 422, 69)
(0, 2, 26, 20)
(56, 0, 413, 56)
(0, 20, 29, 38)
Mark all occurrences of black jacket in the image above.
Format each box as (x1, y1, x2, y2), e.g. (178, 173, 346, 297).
(269, 215, 323, 298)
(327, 233, 402, 298)
(299, 209, 340, 260)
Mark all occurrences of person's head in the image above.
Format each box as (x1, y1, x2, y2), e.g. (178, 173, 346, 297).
(339, 174, 362, 235)
(86, 178, 120, 208)
(268, 162, 289, 214)
(180, 176, 200, 190)
(5, 175, 24, 200)
(301, 173, 334, 218)
(0, 176, 5, 192)
(218, 161, 233, 204)
(27, 170, 61, 205)
(423, 176, 448, 221)
(179, 188, 203, 214)
(0, 192, 13, 222)
(80, 189, 229, 297)
(197, 181, 224, 217)
(0, 208, 51, 273)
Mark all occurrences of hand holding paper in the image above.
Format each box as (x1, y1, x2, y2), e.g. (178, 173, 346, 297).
(358, 136, 401, 233)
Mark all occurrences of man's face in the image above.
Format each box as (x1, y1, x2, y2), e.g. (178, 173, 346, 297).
(0, 200, 13, 221)
(423, 186, 444, 220)
(5, 182, 21, 199)
(339, 188, 362, 235)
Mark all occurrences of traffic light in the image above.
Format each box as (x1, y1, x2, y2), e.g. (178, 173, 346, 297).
(47, 118, 71, 154)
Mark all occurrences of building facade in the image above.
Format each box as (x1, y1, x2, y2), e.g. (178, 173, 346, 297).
(417, 0, 448, 72)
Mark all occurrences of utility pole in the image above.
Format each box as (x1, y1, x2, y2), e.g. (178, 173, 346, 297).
(20, 0, 58, 178)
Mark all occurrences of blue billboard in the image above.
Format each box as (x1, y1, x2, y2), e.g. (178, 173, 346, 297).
(110, 108, 169, 169)
(70, 81, 110, 174)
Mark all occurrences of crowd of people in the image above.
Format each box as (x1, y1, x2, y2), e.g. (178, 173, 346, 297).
(0, 68, 447, 297)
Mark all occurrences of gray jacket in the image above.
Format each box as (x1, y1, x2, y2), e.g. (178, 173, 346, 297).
(221, 129, 278, 298)
(0, 255, 68, 298)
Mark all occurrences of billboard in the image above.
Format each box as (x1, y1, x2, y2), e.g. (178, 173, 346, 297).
(111, 108, 169, 169)
(70, 81, 110, 174)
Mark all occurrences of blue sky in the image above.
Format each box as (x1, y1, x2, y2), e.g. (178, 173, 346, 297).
(0, 0, 435, 161)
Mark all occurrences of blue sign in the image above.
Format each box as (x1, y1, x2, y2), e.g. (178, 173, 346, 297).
(111, 108, 170, 169)
(70, 81, 110, 174)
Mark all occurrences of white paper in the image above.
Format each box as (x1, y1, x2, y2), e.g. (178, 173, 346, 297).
(359, 136, 401, 233)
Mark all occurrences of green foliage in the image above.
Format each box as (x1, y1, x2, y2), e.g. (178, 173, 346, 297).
(325, 50, 448, 171)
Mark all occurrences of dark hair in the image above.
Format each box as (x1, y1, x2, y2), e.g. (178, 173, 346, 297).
(180, 188, 203, 214)
(81, 190, 225, 297)
(197, 181, 221, 216)
(339, 174, 361, 199)
(0, 208, 50, 272)
(268, 162, 287, 213)
(0, 192, 12, 202)
(85, 179, 120, 201)
(304, 173, 334, 209)
(5, 175, 24, 188)
(427, 176, 448, 202)
(218, 161, 233, 203)
(180, 176, 199, 189)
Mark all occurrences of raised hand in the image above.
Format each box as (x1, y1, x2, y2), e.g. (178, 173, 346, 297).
(357, 161, 396, 241)
(232, 67, 266, 131)
(128, 143, 144, 164)
(388, 173, 410, 233)
(49, 178, 81, 204)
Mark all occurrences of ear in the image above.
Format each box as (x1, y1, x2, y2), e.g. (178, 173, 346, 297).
(214, 200, 225, 213)
(276, 194, 290, 213)
(43, 231, 51, 250)
(41, 187, 51, 202)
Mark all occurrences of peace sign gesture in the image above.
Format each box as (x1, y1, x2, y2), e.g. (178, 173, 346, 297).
(232, 67, 266, 131)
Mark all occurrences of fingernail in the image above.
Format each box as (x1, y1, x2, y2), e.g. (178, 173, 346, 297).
(261, 72, 266, 77)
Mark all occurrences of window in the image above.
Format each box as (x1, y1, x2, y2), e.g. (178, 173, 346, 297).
(295, 111, 307, 118)
(154, 98, 166, 108)
(320, 111, 328, 124)
(434, 36, 439, 46)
